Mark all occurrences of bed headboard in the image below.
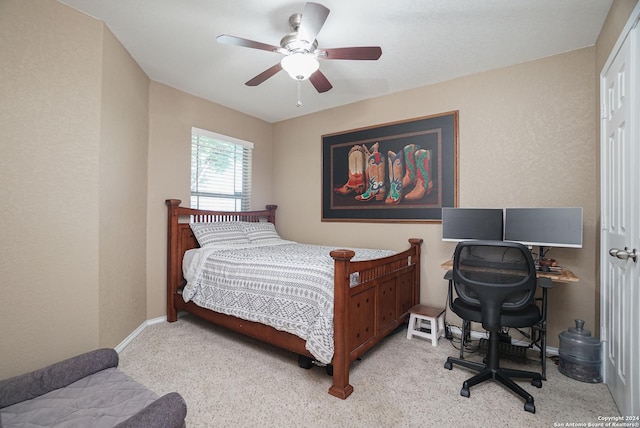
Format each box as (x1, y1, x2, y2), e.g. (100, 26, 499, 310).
(165, 199, 277, 321)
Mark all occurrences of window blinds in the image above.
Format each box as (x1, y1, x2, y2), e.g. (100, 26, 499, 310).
(191, 127, 253, 211)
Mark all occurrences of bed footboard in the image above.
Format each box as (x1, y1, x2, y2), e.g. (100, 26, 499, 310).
(329, 238, 422, 399)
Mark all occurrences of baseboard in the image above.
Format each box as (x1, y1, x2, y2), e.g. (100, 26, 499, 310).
(449, 326, 559, 356)
(115, 316, 166, 354)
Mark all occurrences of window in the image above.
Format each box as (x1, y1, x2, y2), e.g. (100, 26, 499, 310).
(191, 127, 253, 211)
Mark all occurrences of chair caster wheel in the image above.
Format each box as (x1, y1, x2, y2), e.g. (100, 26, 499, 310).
(532, 379, 542, 388)
(444, 361, 452, 370)
(524, 401, 535, 413)
(325, 364, 333, 376)
(460, 387, 470, 398)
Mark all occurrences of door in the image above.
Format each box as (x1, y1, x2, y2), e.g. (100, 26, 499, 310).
(600, 16, 639, 417)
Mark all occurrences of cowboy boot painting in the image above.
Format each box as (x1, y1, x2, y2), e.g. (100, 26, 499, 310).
(356, 142, 377, 197)
(334, 145, 366, 195)
(385, 149, 404, 204)
(356, 148, 386, 202)
(401, 144, 419, 190)
(404, 149, 434, 200)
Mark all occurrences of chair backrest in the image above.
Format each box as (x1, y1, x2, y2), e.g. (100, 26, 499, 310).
(452, 240, 537, 330)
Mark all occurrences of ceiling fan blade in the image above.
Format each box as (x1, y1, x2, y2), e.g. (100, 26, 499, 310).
(217, 34, 280, 53)
(309, 70, 332, 93)
(321, 46, 382, 60)
(245, 63, 283, 86)
(298, 2, 330, 43)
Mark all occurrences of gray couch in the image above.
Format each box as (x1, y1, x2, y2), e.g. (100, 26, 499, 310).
(0, 348, 187, 428)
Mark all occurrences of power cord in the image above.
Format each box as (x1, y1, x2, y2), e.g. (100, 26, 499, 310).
(444, 321, 480, 354)
(445, 323, 453, 340)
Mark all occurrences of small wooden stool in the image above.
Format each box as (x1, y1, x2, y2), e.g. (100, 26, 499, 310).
(406, 304, 446, 346)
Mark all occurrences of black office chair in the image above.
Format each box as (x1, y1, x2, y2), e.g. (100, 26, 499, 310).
(443, 240, 543, 413)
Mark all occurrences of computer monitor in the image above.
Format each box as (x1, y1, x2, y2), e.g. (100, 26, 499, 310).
(504, 207, 583, 248)
(442, 208, 504, 242)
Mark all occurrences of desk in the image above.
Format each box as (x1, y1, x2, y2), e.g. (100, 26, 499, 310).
(439, 259, 579, 283)
(441, 259, 579, 380)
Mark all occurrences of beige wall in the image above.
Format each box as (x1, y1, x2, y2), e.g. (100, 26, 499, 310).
(0, 0, 150, 378)
(98, 25, 150, 346)
(145, 82, 273, 319)
(273, 48, 597, 347)
(0, 0, 103, 376)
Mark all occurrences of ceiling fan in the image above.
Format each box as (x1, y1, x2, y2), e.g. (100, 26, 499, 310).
(216, 2, 382, 94)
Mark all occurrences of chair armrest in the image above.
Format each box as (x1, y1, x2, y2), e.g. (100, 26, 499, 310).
(444, 270, 453, 281)
(538, 277, 553, 289)
(115, 392, 187, 428)
(0, 348, 118, 408)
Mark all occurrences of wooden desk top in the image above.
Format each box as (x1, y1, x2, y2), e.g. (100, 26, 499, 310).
(439, 260, 579, 283)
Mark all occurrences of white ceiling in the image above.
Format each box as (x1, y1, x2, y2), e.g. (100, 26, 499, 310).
(58, 0, 612, 123)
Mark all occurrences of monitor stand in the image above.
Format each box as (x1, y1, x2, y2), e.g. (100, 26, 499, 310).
(538, 245, 550, 271)
(536, 246, 562, 274)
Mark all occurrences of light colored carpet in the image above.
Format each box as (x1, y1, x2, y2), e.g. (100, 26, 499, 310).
(118, 314, 619, 427)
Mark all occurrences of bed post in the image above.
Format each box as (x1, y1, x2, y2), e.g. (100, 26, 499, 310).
(328, 249, 356, 400)
(166, 199, 182, 322)
(265, 205, 277, 225)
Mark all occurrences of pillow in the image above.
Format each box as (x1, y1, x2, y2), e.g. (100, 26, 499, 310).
(190, 222, 250, 247)
(242, 222, 282, 243)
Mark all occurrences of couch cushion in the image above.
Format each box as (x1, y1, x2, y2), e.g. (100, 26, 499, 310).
(0, 368, 158, 428)
(0, 348, 119, 409)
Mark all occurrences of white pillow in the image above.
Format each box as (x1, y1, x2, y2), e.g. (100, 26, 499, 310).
(242, 222, 282, 243)
(190, 222, 250, 247)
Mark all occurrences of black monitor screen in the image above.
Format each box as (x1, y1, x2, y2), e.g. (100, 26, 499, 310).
(442, 208, 504, 242)
(504, 207, 583, 248)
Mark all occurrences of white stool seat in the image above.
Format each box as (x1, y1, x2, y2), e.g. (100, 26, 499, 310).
(406, 304, 446, 346)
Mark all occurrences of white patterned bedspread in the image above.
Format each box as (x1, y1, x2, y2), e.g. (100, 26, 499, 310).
(182, 240, 395, 364)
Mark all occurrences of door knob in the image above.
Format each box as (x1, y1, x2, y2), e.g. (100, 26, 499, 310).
(609, 247, 638, 262)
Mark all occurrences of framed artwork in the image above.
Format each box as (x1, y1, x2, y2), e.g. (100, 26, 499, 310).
(322, 111, 458, 222)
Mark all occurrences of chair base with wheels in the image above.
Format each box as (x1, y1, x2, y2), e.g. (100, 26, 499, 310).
(444, 332, 542, 413)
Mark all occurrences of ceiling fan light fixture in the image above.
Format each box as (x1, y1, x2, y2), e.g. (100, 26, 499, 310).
(281, 53, 319, 81)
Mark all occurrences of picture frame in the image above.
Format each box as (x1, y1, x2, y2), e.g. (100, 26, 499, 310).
(322, 111, 458, 222)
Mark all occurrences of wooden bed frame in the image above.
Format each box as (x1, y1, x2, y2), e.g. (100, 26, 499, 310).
(166, 199, 422, 399)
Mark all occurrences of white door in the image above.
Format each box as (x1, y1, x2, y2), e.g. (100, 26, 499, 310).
(600, 15, 640, 417)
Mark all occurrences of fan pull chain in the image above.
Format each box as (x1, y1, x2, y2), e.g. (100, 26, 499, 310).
(296, 80, 302, 108)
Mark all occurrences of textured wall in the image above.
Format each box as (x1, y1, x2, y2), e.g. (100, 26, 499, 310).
(0, 0, 152, 377)
(273, 48, 597, 347)
(98, 26, 150, 347)
(0, 0, 103, 377)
